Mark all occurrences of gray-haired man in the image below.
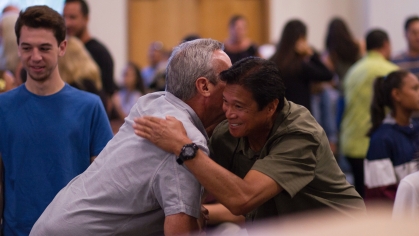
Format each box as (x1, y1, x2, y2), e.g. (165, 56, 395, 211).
(30, 39, 231, 236)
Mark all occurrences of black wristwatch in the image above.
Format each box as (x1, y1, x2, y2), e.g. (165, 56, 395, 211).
(176, 143, 198, 165)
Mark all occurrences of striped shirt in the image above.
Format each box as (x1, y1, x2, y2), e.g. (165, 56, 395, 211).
(393, 52, 419, 78)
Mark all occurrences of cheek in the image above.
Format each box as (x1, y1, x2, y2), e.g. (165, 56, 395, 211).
(222, 103, 227, 113)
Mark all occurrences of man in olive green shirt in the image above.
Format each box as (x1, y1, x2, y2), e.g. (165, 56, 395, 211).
(134, 57, 366, 224)
(341, 29, 398, 197)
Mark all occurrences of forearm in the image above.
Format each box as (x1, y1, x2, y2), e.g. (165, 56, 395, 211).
(183, 150, 259, 215)
(164, 131, 244, 207)
(205, 203, 245, 225)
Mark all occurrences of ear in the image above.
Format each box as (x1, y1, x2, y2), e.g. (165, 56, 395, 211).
(266, 98, 279, 115)
(391, 88, 401, 102)
(58, 39, 67, 57)
(195, 77, 211, 97)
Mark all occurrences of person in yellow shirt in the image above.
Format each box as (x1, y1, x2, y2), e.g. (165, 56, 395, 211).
(340, 29, 398, 197)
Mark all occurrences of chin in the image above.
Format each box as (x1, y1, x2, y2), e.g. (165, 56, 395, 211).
(228, 129, 244, 138)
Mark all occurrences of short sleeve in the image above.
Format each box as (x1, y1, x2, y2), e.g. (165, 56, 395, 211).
(89, 99, 113, 156)
(153, 155, 202, 218)
(252, 133, 318, 197)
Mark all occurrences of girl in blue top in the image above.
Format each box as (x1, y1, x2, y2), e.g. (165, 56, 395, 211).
(365, 70, 419, 202)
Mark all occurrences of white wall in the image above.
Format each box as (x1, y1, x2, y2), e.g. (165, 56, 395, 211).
(86, 0, 127, 85)
(269, 0, 419, 56)
(268, 0, 367, 51)
(367, 0, 419, 56)
(84, 0, 419, 84)
(3, 0, 418, 83)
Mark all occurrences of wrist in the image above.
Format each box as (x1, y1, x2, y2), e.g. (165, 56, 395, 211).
(176, 143, 198, 165)
(174, 138, 193, 156)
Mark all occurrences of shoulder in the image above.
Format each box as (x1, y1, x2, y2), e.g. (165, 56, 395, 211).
(0, 86, 25, 113)
(62, 85, 102, 105)
(279, 101, 323, 137)
(85, 39, 112, 56)
(85, 38, 106, 50)
(367, 124, 396, 159)
(400, 172, 419, 187)
(0, 85, 23, 100)
(369, 124, 394, 142)
(370, 55, 399, 71)
(392, 51, 409, 62)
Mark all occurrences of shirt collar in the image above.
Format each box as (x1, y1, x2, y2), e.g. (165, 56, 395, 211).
(164, 91, 209, 142)
(366, 51, 387, 60)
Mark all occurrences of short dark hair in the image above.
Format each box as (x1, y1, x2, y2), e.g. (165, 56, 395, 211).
(15, 5, 66, 45)
(220, 57, 285, 112)
(65, 0, 89, 17)
(229, 15, 246, 28)
(404, 16, 419, 31)
(366, 29, 389, 51)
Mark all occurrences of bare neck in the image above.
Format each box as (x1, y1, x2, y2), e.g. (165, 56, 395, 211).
(393, 106, 412, 126)
(79, 30, 91, 44)
(25, 69, 65, 96)
(248, 113, 277, 152)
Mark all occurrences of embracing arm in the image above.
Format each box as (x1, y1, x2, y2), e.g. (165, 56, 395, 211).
(134, 116, 282, 215)
(165, 213, 199, 236)
(205, 203, 245, 225)
(184, 153, 281, 215)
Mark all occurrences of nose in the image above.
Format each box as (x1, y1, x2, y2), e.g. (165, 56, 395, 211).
(223, 105, 237, 119)
(31, 48, 42, 62)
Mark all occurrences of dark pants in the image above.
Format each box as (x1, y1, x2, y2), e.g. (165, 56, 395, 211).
(346, 156, 365, 198)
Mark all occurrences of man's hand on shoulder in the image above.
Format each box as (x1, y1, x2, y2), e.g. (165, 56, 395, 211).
(133, 116, 192, 156)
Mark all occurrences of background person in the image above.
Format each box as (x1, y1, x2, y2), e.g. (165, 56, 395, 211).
(112, 62, 146, 120)
(63, 0, 117, 97)
(223, 15, 259, 64)
(270, 19, 333, 112)
(0, 5, 112, 235)
(393, 16, 419, 78)
(340, 29, 399, 198)
(364, 70, 419, 202)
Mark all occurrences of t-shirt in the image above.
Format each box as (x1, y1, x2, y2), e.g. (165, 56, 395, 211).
(392, 52, 419, 79)
(210, 99, 365, 222)
(224, 44, 258, 64)
(30, 92, 208, 236)
(0, 84, 113, 236)
(85, 38, 117, 96)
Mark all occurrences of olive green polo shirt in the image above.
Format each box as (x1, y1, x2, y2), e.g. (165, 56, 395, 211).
(210, 99, 365, 222)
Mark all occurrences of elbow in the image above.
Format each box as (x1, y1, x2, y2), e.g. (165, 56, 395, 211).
(227, 198, 253, 216)
(229, 207, 247, 216)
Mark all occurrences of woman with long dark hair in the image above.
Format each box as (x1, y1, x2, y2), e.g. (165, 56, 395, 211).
(325, 18, 363, 85)
(364, 70, 419, 202)
(270, 19, 333, 112)
(112, 62, 146, 120)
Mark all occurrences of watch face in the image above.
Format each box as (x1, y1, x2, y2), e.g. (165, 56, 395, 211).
(184, 146, 195, 157)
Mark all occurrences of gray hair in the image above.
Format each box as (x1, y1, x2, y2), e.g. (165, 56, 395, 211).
(166, 38, 224, 101)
